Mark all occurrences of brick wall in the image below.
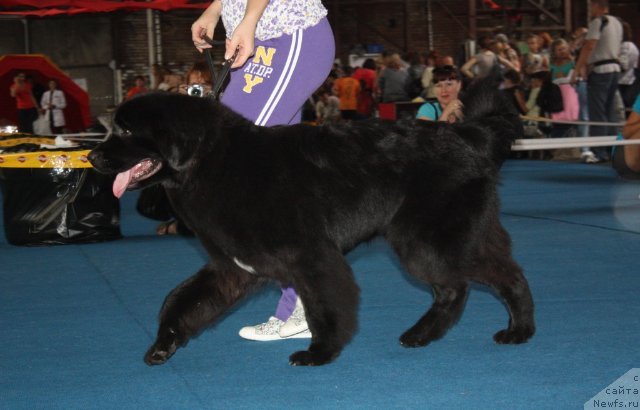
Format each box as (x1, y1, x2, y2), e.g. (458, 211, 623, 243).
(325, 0, 470, 63)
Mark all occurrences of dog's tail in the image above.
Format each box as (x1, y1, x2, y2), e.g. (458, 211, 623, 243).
(459, 69, 522, 166)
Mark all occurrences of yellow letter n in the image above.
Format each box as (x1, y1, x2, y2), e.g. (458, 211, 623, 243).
(252, 46, 276, 66)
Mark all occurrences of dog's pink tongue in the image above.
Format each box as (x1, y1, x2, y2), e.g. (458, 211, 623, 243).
(113, 169, 132, 199)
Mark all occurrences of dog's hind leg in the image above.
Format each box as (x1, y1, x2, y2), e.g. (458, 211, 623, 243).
(287, 247, 360, 366)
(489, 265, 535, 344)
(399, 279, 469, 348)
(385, 194, 476, 347)
(144, 262, 262, 365)
(474, 222, 535, 344)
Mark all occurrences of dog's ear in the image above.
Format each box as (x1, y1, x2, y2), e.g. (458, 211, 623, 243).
(461, 73, 515, 121)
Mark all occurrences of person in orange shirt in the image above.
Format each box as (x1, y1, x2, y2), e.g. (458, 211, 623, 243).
(333, 66, 361, 121)
(9, 72, 39, 134)
(126, 76, 149, 100)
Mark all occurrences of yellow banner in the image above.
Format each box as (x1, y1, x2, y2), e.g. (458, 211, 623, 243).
(0, 137, 57, 147)
(0, 150, 93, 168)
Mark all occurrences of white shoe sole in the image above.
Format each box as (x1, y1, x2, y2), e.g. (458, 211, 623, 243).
(238, 329, 285, 341)
(283, 329, 312, 339)
(238, 325, 312, 341)
(238, 329, 311, 341)
(279, 322, 309, 338)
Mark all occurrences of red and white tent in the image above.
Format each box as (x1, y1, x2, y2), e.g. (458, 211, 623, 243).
(0, 54, 92, 131)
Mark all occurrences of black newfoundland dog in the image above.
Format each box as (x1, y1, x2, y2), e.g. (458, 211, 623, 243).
(88, 78, 535, 367)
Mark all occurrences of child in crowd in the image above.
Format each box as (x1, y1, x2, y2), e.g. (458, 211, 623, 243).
(522, 71, 546, 145)
(522, 34, 549, 84)
(315, 90, 341, 124)
(549, 39, 575, 83)
(501, 69, 528, 115)
(333, 66, 361, 121)
(421, 50, 439, 99)
(525, 72, 544, 117)
(495, 33, 521, 72)
(549, 38, 580, 140)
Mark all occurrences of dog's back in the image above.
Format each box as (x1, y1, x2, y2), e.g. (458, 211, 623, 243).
(293, 76, 521, 192)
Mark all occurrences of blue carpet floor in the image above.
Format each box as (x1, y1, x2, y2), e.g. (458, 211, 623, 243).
(1, 160, 639, 409)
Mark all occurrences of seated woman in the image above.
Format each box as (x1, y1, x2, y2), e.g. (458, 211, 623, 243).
(416, 65, 463, 123)
(613, 94, 640, 179)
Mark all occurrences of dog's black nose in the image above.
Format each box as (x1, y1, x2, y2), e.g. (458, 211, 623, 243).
(87, 149, 99, 165)
(87, 148, 107, 171)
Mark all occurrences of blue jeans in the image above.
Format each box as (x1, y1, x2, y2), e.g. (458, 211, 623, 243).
(587, 71, 620, 159)
(575, 81, 590, 153)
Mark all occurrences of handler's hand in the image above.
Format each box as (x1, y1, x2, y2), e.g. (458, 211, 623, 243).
(225, 19, 257, 68)
(191, 12, 219, 52)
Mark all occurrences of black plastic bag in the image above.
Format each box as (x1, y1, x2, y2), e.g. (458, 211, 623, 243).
(0, 138, 122, 246)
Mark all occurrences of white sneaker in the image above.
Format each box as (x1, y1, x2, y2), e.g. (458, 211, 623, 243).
(239, 317, 285, 341)
(581, 151, 600, 164)
(279, 298, 311, 338)
(238, 316, 311, 341)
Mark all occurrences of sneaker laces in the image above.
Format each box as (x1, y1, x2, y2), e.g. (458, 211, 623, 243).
(254, 317, 284, 335)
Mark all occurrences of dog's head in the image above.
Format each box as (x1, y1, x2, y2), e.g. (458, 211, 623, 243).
(89, 93, 217, 198)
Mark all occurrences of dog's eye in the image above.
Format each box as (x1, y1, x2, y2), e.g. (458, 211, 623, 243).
(114, 124, 132, 137)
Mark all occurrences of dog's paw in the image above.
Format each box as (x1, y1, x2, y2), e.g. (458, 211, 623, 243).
(144, 329, 180, 366)
(493, 326, 535, 344)
(399, 329, 432, 348)
(144, 343, 176, 366)
(289, 350, 337, 366)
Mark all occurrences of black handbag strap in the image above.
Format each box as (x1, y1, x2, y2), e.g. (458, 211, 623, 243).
(201, 35, 239, 101)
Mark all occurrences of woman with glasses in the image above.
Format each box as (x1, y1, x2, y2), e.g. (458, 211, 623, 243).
(416, 66, 463, 123)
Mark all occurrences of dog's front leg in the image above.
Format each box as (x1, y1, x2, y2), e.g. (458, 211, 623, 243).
(144, 263, 263, 365)
(288, 249, 360, 366)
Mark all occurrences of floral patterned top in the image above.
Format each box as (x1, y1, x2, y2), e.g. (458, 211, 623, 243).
(221, 0, 327, 41)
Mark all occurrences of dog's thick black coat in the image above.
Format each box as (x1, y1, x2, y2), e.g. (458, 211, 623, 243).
(88, 79, 535, 366)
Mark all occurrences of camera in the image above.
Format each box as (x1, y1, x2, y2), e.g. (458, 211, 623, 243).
(187, 84, 205, 97)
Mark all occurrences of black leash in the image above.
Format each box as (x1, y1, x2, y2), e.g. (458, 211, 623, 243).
(201, 34, 239, 101)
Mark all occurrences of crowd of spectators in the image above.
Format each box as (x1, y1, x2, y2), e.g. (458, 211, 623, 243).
(11, 0, 638, 170)
(294, 0, 638, 166)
